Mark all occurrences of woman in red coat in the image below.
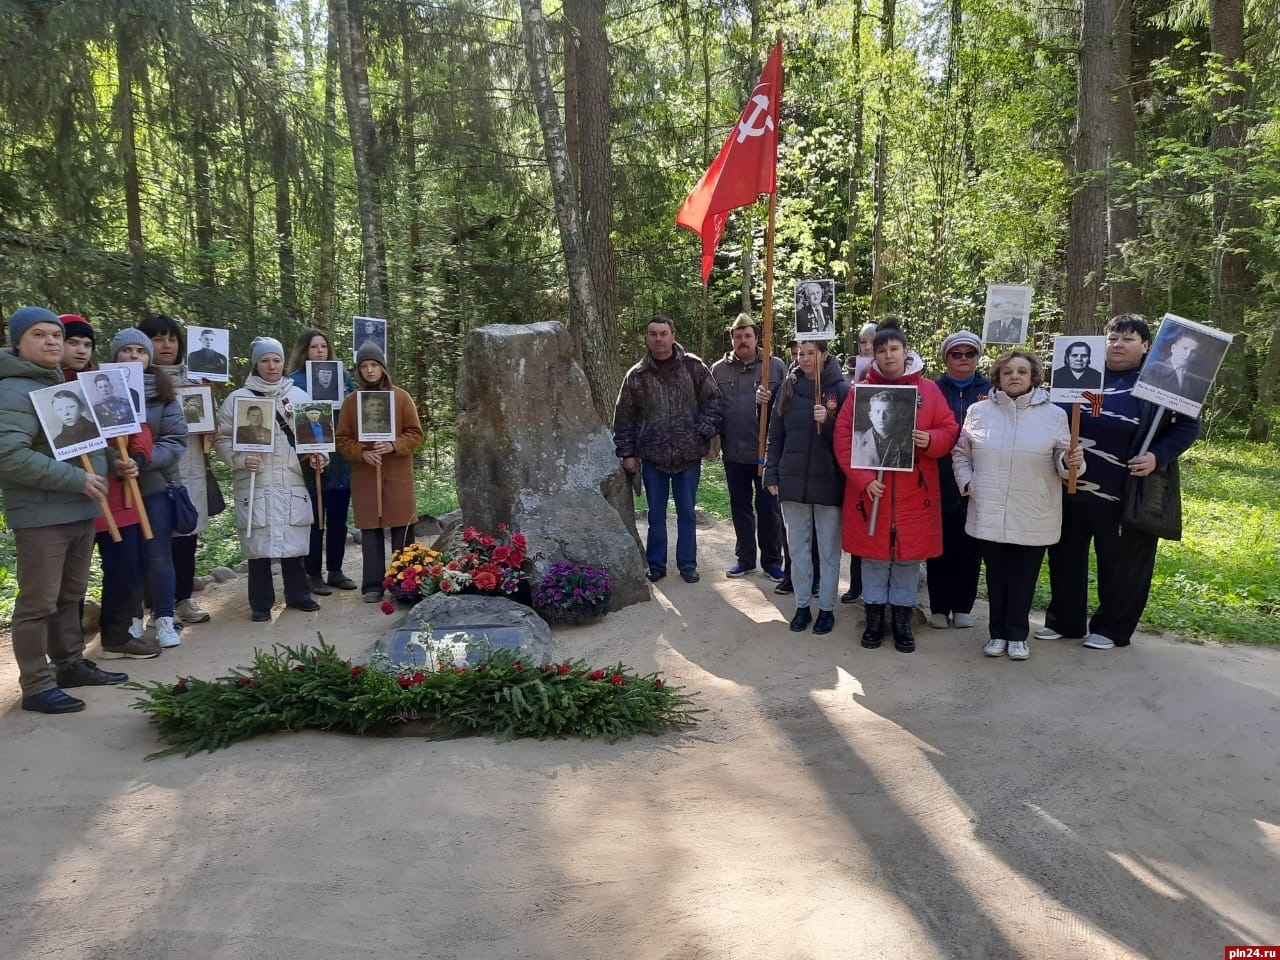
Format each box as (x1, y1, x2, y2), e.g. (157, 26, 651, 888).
(834, 318, 958, 653)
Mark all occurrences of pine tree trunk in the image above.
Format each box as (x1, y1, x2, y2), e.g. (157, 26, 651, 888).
(1209, 0, 1251, 399)
(314, 26, 338, 325)
(518, 0, 613, 423)
(869, 0, 895, 318)
(265, 0, 299, 320)
(116, 21, 145, 308)
(1107, 0, 1141, 316)
(235, 82, 259, 309)
(331, 0, 390, 320)
(845, 0, 864, 331)
(400, 4, 429, 416)
(1064, 0, 1112, 333)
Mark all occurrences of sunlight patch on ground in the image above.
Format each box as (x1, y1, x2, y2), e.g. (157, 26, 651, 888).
(1105, 851, 1187, 901)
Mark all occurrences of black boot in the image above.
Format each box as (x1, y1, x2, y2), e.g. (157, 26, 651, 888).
(892, 605, 916, 653)
(861, 603, 886, 649)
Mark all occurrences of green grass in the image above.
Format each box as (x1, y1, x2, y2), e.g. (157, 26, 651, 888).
(2, 442, 1278, 644)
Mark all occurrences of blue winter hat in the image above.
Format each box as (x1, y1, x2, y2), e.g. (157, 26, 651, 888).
(110, 328, 155, 361)
(251, 336, 285, 367)
(7, 306, 60, 349)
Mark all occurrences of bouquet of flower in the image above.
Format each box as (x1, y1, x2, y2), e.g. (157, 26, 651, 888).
(383, 542, 444, 607)
(534, 562, 612, 625)
(452, 523, 529, 596)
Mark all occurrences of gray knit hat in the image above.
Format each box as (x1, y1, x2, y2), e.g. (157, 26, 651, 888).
(110, 328, 155, 362)
(355, 340, 386, 368)
(250, 336, 285, 367)
(940, 330, 982, 357)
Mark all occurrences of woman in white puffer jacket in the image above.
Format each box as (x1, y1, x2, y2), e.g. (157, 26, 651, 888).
(952, 350, 1084, 661)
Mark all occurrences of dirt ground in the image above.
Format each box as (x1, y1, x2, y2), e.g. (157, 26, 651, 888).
(2, 517, 1278, 960)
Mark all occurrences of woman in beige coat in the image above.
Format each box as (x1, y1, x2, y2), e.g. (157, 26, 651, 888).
(336, 342, 423, 602)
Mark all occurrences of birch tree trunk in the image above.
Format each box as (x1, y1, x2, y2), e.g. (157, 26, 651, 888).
(518, 0, 614, 423)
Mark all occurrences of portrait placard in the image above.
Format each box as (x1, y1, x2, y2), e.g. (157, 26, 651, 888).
(793, 279, 837, 341)
(32, 381, 106, 460)
(186, 326, 231, 381)
(356, 390, 395, 442)
(294, 401, 337, 454)
(352, 316, 388, 363)
(850, 383, 917, 472)
(1048, 335, 1107, 404)
(97, 361, 147, 418)
(232, 396, 276, 452)
(175, 385, 215, 433)
(78, 368, 142, 439)
(306, 360, 344, 404)
(1132, 313, 1233, 418)
(983, 284, 1032, 344)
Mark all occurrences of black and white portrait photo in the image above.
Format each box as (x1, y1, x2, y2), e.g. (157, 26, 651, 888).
(306, 360, 343, 403)
(850, 383, 917, 472)
(295, 401, 336, 453)
(983, 284, 1032, 345)
(357, 390, 395, 443)
(175, 385, 216, 433)
(794, 279, 836, 340)
(185, 326, 231, 381)
(1133, 313, 1232, 418)
(32, 381, 106, 460)
(232, 397, 275, 451)
(1048, 335, 1106, 403)
(353, 316, 387, 362)
(78, 368, 141, 439)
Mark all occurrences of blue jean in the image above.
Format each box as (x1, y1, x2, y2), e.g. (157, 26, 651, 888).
(861, 558, 919, 606)
(781, 502, 842, 611)
(141, 490, 177, 618)
(642, 461, 701, 573)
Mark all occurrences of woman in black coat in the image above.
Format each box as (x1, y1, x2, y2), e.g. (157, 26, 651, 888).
(764, 340, 849, 635)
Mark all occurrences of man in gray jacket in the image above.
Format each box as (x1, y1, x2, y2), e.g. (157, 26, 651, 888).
(0, 306, 127, 714)
(613, 316, 722, 584)
(711, 313, 787, 580)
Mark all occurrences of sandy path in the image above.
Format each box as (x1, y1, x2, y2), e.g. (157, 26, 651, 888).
(2, 519, 1277, 960)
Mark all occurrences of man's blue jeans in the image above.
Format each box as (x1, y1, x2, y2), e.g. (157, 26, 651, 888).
(641, 461, 701, 574)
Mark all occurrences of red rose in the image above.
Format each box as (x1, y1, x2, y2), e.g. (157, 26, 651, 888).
(513, 662, 524, 671)
(653, 678, 664, 689)
(512, 534, 528, 549)
(588, 669, 605, 681)
(609, 674, 624, 685)
(293, 664, 306, 673)
(463, 526, 480, 541)
(508, 550, 525, 566)
(397, 674, 413, 688)
(177, 677, 189, 685)
(498, 522, 507, 531)
(558, 664, 571, 675)
(480, 535, 495, 547)
(235, 677, 250, 687)
(413, 671, 426, 684)
(455, 668, 469, 675)
(350, 666, 364, 677)
(492, 546, 511, 562)
(380, 600, 395, 614)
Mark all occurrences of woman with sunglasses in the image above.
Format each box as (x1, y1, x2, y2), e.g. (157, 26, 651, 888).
(926, 330, 991, 630)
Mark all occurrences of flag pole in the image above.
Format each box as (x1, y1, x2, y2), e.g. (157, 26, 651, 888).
(756, 29, 783, 476)
(757, 187, 778, 476)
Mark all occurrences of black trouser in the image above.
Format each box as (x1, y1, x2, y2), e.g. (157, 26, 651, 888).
(1044, 498, 1158, 646)
(724, 460, 785, 569)
(980, 541, 1046, 644)
(247, 557, 310, 613)
(172, 534, 197, 603)
(926, 508, 981, 616)
(303, 467, 352, 577)
(361, 524, 412, 593)
(846, 554, 862, 597)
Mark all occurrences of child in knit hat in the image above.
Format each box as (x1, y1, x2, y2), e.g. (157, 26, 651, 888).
(60, 314, 97, 380)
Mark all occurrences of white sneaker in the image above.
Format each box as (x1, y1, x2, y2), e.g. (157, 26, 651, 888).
(1082, 633, 1115, 650)
(1033, 626, 1063, 640)
(953, 612, 974, 628)
(928, 613, 950, 630)
(983, 637, 1008, 657)
(154, 616, 182, 649)
(176, 598, 211, 623)
(128, 617, 146, 640)
(1007, 640, 1030, 660)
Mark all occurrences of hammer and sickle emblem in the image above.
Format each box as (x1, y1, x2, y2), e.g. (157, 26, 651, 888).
(736, 93, 775, 143)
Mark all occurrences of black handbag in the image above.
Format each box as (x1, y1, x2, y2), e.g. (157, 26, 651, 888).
(205, 465, 227, 518)
(1123, 459, 1182, 540)
(167, 481, 200, 535)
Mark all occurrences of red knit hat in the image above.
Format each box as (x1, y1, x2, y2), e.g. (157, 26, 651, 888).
(59, 314, 96, 346)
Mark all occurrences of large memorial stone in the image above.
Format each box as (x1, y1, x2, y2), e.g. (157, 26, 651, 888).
(359, 593, 555, 670)
(455, 321, 648, 609)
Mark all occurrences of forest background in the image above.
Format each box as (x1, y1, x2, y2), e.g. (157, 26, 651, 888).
(1, 0, 1279, 642)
